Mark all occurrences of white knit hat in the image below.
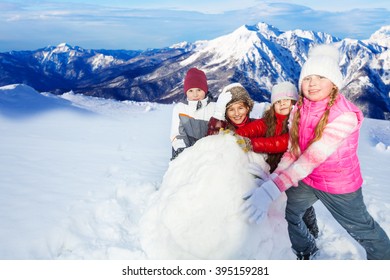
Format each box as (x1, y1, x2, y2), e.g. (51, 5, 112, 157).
(298, 44, 343, 90)
(271, 81, 298, 104)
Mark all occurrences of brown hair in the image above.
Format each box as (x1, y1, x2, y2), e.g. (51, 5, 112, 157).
(262, 104, 290, 172)
(290, 87, 339, 157)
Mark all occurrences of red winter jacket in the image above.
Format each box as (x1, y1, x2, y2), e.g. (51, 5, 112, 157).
(235, 113, 289, 154)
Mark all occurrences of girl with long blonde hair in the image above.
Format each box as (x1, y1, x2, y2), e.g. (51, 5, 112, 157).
(242, 44, 390, 260)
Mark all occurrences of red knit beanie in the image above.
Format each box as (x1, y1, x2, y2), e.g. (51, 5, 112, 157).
(183, 68, 208, 94)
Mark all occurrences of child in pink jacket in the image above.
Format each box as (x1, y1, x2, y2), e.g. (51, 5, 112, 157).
(242, 44, 390, 260)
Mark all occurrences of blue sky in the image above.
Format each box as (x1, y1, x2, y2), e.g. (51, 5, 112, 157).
(1, 0, 389, 51)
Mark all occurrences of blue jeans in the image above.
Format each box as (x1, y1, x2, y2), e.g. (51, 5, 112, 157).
(285, 181, 390, 260)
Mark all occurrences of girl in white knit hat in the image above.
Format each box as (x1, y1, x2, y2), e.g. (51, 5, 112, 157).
(242, 44, 390, 260)
(235, 81, 318, 239)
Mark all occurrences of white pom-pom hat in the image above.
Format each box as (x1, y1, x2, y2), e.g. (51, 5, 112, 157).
(298, 44, 343, 90)
(271, 81, 298, 105)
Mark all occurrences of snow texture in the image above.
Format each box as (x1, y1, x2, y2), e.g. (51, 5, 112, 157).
(1, 84, 390, 260)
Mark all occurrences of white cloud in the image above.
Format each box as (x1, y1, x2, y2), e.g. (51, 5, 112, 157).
(0, 1, 389, 51)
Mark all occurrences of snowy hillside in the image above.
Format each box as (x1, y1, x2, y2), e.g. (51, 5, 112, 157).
(0, 84, 390, 261)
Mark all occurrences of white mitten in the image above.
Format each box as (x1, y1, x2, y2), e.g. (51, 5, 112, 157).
(241, 179, 281, 224)
(247, 162, 269, 181)
(213, 90, 232, 120)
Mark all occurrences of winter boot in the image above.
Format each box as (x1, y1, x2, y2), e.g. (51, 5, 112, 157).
(294, 247, 319, 260)
(303, 206, 319, 239)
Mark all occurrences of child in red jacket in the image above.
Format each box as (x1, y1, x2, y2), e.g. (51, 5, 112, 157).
(236, 82, 297, 172)
(236, 81, 319, 239)
(207, 83, 254, 135)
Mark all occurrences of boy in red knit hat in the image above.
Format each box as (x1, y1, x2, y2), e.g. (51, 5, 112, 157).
(170, 68, 216, 160)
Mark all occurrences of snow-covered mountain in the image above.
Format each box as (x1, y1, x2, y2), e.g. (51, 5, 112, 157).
(0, 22, 389, 119)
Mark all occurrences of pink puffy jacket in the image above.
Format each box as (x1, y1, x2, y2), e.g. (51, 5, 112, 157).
(274, 94, 364, 194)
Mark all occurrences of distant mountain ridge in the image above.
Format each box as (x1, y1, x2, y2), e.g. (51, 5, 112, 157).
(0, 22, 389, 119)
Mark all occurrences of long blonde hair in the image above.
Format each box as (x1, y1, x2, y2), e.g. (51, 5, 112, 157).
(290, 87, 339, 157)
